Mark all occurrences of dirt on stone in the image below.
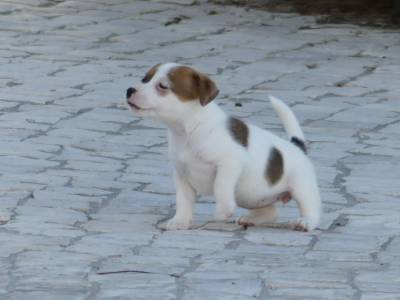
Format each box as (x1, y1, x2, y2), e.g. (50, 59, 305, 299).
(211, 0, 399, 27)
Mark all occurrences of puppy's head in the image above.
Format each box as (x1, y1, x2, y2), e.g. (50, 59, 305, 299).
(126, 63, 219, 121)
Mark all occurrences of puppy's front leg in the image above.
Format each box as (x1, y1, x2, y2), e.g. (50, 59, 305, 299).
(166, 170, 196, 230)
(213, 162, 243, 221)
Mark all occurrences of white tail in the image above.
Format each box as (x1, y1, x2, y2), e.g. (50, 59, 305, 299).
(269, 95, 305, 141)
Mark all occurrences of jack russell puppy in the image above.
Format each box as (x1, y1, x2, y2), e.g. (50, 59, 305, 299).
(126, 63, 321, 232)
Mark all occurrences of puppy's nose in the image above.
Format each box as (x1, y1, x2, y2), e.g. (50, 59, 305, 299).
(126, 87, 136, 99)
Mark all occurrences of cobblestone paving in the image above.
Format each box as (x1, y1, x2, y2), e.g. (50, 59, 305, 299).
(1, 0, 400, 299)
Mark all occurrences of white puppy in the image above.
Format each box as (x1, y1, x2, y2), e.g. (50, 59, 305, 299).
(126, 63, 321, 231)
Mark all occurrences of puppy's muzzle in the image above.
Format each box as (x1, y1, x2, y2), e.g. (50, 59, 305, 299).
(126, 87, 136, 99)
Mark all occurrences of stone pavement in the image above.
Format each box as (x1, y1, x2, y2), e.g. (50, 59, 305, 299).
(1, 0, 400, 299)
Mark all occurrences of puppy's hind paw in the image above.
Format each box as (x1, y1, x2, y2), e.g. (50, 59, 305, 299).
(164, 216, 192, 230)
(237, 217, 255, 230)
(292, 217, 318, 232)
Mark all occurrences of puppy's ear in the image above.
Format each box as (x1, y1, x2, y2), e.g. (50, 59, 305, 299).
(193, 72, 219, 106)
(169, 66, 219, 105)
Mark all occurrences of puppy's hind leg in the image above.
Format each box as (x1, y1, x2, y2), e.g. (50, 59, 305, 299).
(291, 168, 321, 232)
(238, 203, 279, 227)
(213, 161, 243, 222)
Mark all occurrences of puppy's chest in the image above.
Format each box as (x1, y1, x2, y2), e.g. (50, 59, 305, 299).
(173, 145, 216, 195)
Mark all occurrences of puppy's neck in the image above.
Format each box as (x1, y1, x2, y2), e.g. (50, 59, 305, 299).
(165, 102, 224, 138)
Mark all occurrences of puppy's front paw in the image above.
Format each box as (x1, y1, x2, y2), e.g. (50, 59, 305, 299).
(165, 216, 192, 230)
(292, 217, 318, 232)
(214, 203, 236, 222)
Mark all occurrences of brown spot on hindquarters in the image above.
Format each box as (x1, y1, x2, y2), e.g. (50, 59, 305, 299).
(228, 117, 249, 148)
(142, 64, 161, 83)
(168, 66, 219, 106)
(265, 147, 283, 185)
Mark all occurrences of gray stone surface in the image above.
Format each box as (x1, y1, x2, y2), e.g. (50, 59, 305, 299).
(0, 0, 399, 299)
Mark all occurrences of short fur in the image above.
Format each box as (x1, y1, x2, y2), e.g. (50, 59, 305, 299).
(291, 136, 307, 154)
(168, 66, 219, 106)
(126, 63, 321, 232)
(142, 64, 160, 83)
(228, 117, 249, 148)
(266, 147, 283, 185)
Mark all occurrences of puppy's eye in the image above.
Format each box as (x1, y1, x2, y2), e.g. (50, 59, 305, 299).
(158, 83, 168, 90)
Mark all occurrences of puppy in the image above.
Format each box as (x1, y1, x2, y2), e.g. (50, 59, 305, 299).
(126, 63, 321, 231)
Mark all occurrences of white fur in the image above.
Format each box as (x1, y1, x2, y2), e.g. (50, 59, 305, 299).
(127, 63, 321, 231)
(269, 95, 305, 141)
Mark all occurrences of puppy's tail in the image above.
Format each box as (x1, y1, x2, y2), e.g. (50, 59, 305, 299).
(269, 95, 307, 153)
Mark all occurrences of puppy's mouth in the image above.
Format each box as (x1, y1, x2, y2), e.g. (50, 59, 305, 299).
(127, 101, 141, 110)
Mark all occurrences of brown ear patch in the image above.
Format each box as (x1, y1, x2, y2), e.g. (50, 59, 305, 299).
(265, 147, 283, 185)
(228, 117, 249, 148)
(142, 63, 161, 83)
(168, 66, 219, 106)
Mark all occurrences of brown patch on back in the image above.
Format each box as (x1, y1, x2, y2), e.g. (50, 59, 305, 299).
(168, 66, 219, 106)
(142, 64, 161, 83)
(265, 147, 283, 185)
(228, 117, 249, 147)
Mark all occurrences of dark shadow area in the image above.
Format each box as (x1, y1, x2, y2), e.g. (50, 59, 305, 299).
(211, 0, 400, 27)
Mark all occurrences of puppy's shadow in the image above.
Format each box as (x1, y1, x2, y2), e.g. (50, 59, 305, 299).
(197, 220, 298, 232)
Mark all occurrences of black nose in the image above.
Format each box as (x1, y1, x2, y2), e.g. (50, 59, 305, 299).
(126, 87, 136, 99)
